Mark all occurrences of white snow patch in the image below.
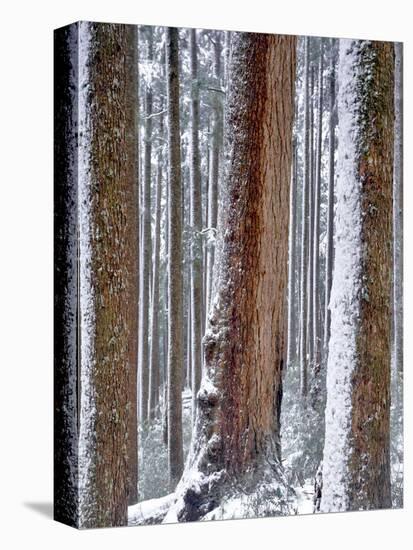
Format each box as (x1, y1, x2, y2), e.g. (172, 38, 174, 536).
(77, 21, 96, 526)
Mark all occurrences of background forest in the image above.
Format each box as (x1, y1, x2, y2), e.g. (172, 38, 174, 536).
(54, 22, 403, 529)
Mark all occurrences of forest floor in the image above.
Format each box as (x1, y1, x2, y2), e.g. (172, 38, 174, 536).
(294, 482, 314, 515)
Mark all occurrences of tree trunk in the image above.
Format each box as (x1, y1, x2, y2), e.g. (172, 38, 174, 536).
(299, 36, 310, 399)
(205, 34, 223, 319)
(77, 22, 138, 528)
(165, 32, 296, 522)
(166, 27, 184, 490)
(321, 40, 393, 512)
(312, 41, 323, 378)
(189, 29, 204, 423)
(148, 115, 163, 421)
(323, 39, 336, 358)
(287, 142, 298, 368)
(54, 23, 80, 527)
(138, 26, 154, 423)
(393, 43, 403, 383)
(307, 62, 315, 368)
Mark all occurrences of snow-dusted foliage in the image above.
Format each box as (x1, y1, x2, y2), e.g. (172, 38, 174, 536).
(320, 39, 363, 513)
(77, 21, 97, 527)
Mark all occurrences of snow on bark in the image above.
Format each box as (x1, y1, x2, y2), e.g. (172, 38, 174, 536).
(54, 22, 80, 526)
(77, 21, 97, 526)
(321, 39, 362, 513)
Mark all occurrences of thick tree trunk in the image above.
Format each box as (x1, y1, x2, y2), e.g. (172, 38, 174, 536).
(321, 40, 393, 512)
(299, 36, 310, 399)
(165, 32, 296, 522)
(138, 26, 154, 423)
(166, 27, 184, 490)
(189, 29, 204, 423)
(77, 22, 138, 528)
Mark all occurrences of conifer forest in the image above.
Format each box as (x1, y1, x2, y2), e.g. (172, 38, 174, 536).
(54, 22, 403, 528)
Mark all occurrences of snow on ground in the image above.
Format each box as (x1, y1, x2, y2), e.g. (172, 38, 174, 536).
(294, 482, 314, 515)
(128, 494, 175, 526)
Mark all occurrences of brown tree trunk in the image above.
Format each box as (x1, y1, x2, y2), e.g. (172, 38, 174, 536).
(77, 22, 138, 528)
(166, 27, 184, 490)
(166, 32, 296, 522)
(321, 40, 393, 512)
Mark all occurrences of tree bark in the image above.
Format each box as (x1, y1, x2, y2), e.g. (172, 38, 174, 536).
(287, 142, 298, 368)
(166, 27, 184, 490)
(166, 32, 296, 522)
(77, 22, 138, 528)
(321, 40, 393, 512)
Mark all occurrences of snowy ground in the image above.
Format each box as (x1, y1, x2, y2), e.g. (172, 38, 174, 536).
(294, 482, 314, 515)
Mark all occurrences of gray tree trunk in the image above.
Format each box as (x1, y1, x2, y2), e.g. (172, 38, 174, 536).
(139, 26, 154, 423)
(312, 41, 323, 376)
(189, 29, 204, 423)
(323, 39, 336, 358)
(148, 115, 164, 421)
(299, 36, 310, 399)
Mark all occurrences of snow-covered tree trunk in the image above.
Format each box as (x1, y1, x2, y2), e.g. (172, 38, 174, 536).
(166, 27, 184, 490)
(393, 42, 403, 384)
(321, 39, 394, 512)
(138, 26, 154, 423)
(54, 23, 80, 527)
(164, 32, 296, 522)
(77, 22, 138, 527)
(205, 36, 223, 320)
(323, 39, 336, 358)
(189, 29, 204, 423)
(299, 36, 310, 399)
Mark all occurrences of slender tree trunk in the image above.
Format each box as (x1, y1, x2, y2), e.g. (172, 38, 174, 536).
(165, 33, 296, 522)
(323, 39, 336, 358)
(139, 26, 154, 423)
(205, 35, 223, 319)
(307, 63, 315, 368)
(321, 40, 394, 512)
(77, 22, 138, 528)
(148, 116, 164, 421)
(189, 29, 204, 423)
(299, 36, 310, 399)
(287, 142, 298, 368)
(312, 41, 323, 377)
(166, 27, 184, 490)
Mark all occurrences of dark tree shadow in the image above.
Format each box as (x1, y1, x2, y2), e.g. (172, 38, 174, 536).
(23, 502, 53, 519)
